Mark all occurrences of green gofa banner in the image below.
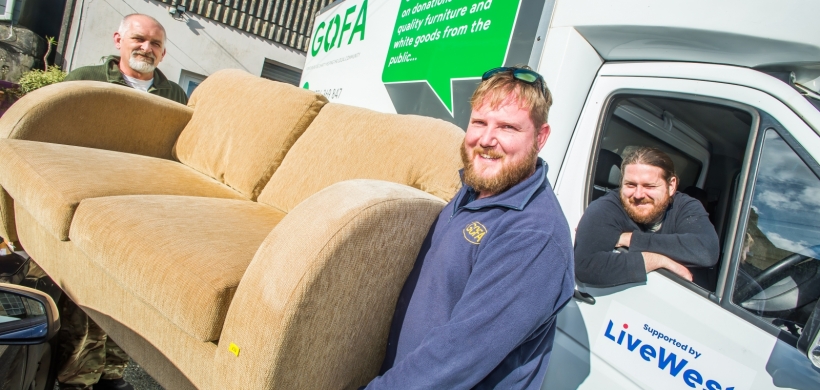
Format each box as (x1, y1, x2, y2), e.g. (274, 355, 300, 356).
(382, 0, 520, 113)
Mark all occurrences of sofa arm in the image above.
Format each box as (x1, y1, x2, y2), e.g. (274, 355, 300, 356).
(212, 179, 446, 390)
(0, 80, 193, 160)
(0, 188, 15, 243)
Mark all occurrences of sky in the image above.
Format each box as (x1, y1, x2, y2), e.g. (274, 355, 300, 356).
(752, 130, 820, 258)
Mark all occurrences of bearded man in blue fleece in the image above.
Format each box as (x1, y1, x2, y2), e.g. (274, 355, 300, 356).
(363, 66, 575, 389)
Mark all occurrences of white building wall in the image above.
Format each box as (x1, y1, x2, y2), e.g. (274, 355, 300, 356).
(63, 0, 306, 84)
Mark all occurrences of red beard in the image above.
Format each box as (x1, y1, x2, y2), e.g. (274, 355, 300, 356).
(460, 141, 538, 196)
(620, 190, 672, 224)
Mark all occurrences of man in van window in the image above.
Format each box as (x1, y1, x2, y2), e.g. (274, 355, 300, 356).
(574, 147, 719, 287)
(363, 66, 575, 389)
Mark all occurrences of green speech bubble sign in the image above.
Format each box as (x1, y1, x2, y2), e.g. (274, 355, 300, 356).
(382, 0, 521, 113)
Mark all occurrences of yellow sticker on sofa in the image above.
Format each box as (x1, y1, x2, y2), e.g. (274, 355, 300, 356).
(229, 342, 240, 357)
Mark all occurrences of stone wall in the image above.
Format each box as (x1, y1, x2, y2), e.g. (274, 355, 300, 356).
(0, 24, 45, 83)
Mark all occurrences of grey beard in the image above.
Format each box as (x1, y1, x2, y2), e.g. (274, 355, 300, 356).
(129, 57, 156, 74)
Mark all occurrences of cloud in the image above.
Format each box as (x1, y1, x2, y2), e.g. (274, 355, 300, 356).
(763, 231, 813, 255)
(802, 187, 820, 207)
(757, 190, 801, 211)
(757, 133, 818, 188)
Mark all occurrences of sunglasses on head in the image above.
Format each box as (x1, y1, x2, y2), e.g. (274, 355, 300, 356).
(482, 67, 547, 99)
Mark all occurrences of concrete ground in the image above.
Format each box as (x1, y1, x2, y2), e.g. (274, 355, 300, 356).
(54, 358, 163, 390)
(121, 359, 164, 390)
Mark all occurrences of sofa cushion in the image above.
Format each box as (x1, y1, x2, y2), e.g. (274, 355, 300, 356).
(0, 139, 244, 241)
(257, 103, 464, 213)
(173, 69, 328, 200)
(13, 206, 210, 390)
(69, 195, 286, 342)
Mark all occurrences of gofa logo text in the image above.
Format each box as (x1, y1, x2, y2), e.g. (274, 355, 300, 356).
(311, 0, 368, 56)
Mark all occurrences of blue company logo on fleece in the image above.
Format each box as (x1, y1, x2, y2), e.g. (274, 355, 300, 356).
(593, 302, 756, 390)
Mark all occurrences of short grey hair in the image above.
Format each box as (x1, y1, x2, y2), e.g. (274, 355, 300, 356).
(118, 14, 166, 44)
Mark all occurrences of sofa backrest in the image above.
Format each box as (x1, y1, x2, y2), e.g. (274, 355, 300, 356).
(173, 69, 328, 200)
(257, 103, 464, 212)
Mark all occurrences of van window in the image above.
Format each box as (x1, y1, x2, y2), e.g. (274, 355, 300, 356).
(590, 94, 754, 291)
(731, 129, 820, 339)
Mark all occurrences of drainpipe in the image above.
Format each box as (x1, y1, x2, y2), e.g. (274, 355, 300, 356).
(55, 0, 76, 68)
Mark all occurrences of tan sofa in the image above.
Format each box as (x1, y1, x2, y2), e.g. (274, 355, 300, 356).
(0, 69, 465, 389)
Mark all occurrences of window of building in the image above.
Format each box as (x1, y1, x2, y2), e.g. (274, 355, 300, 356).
(179, 70, 207, 98)
(0, 0, 10, 20)
(261, 59, 302, 86)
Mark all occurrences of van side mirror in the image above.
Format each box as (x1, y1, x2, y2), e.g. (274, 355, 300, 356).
(798, 301, 820, 368)
(0, 282, 60, 344)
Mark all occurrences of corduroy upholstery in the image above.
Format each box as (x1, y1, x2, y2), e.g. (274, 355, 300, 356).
(0, 140, 245, 241)
(14, 206, 207, 390)
(258, 103, 464, 212)
(0, 70, 468, 390)
(173, 69, 328, 199)
(213, 180, 445, 389)
(0, 189, 15, 243)
(69, 196, 286, 342)
(0, 80, 193, 243)
(0, 81, 193, 158)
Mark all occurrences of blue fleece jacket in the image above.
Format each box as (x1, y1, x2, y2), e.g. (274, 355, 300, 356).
(366, 159, 575, 389)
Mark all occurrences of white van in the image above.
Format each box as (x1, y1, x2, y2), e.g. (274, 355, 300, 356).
(302, 0, 820, 388)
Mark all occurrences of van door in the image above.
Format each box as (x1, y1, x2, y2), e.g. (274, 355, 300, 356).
(544, 63, 820, 389)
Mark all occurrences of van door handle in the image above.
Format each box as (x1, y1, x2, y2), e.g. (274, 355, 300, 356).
(573, 289, 595, 305)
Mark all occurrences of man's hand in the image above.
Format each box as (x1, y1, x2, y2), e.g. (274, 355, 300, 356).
(642, 252, 693, 282)
(616, 232, 632, 248)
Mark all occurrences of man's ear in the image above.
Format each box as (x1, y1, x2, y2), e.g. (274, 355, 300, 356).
(668, 176, 678, 196)
(536, 123, 551, 151)
(113, 32, 122, 49)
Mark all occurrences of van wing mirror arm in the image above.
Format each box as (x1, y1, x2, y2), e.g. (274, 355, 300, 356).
(797, 300, 820, 368)
(572, 289, 596, 305)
